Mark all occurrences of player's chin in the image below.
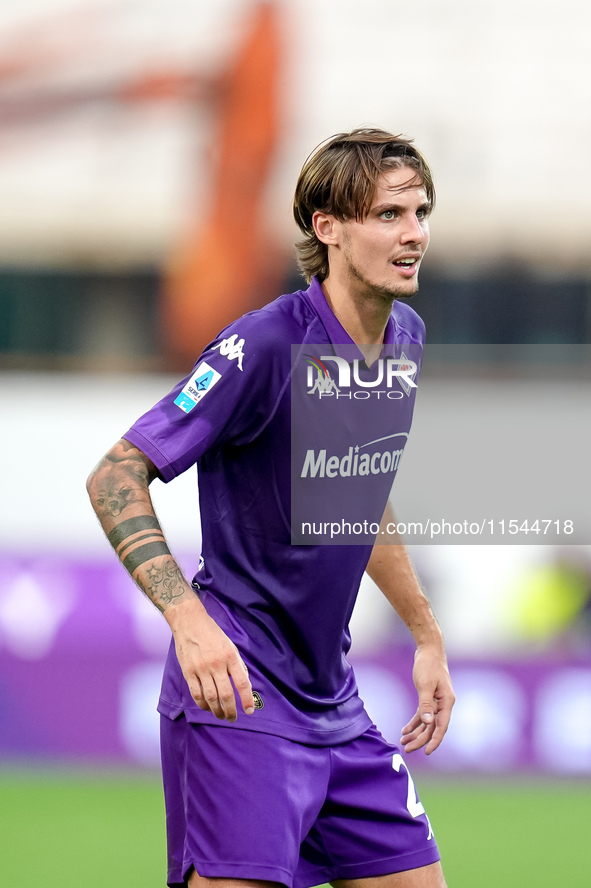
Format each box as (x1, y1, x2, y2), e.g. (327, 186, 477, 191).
(392, 280, 420, 300)
(389, 272, 420, 298)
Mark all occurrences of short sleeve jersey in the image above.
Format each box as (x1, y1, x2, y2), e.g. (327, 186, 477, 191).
(124, 277, 425, 746)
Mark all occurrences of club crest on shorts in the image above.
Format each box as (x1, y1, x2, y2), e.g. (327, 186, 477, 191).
(252, 691, 264, 710)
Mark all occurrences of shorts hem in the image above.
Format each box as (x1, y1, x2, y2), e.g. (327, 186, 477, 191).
(168, 859, 294, 888)
(295, 846, 441, 888)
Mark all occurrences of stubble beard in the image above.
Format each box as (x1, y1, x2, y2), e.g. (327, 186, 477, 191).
(344, 253, 419, 309)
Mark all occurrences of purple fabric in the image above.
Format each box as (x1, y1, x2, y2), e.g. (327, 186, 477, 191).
(1, 552, 590, 772)
(124, 278, 425, 744)
(158, 590, 371, 746)
(160, 718, 440, 888)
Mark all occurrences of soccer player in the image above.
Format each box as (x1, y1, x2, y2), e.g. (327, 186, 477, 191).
(87, 127, 455, 888)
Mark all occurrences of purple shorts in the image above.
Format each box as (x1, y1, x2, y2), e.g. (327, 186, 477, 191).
(160, 716, 440, 888)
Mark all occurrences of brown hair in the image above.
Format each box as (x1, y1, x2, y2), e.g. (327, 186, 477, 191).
(293, 127, 435, 283)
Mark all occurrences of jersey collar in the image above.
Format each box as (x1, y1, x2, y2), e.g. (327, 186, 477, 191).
(307, 276, 396, 361)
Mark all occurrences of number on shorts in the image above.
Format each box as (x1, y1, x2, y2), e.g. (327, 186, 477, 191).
(392, 753, 425, 818)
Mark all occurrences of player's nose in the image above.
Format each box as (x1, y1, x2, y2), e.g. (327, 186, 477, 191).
(400, 214, 428, 246)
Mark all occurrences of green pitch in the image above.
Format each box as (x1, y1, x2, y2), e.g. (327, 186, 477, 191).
(422, 778, 591, 886)
(0, 770, 589, 887)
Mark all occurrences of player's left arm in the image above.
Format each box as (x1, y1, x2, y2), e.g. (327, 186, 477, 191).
(366, 506, 455, 755)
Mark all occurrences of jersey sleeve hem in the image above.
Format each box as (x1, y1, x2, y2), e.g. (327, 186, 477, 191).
(122, 429, 178, 483)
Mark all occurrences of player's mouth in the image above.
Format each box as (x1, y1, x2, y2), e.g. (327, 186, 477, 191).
(392, 255, 421, 277)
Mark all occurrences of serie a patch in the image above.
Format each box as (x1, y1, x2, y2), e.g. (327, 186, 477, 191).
(174, 361, 222, 413)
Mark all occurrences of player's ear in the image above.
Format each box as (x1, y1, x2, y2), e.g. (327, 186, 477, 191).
(312, 211, 340, 246)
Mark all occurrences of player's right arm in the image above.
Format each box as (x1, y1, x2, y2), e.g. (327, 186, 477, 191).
(86, 438, 254, 722)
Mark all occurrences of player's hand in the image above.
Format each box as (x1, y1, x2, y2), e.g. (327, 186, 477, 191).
(400, 644, 455, 755)
(165, 595, 255, 722)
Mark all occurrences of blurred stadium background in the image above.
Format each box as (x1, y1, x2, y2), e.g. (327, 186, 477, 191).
(1, 1, 590, 885)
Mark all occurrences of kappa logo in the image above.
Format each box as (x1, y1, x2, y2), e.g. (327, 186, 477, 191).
(212, 334, 245, 370)
(305, 356, 340, 395)
(174, 361, 222, 413)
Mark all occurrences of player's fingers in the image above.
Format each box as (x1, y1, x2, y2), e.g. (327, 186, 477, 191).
(212, 673, 240, 722)
(400, 724, 424, 746)
(228, 657, 255, 716)
(401, 723, 435, 753)
(199, 675, 225, 720)
(401, 711, 422, 735)
(187, 677, 209, 709)
(424, 728, 445, 755)
(424, 700, 454, 754)
(417, 694, 436, 729)
(400, 706, 438, 751)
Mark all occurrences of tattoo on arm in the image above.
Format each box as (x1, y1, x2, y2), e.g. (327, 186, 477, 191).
(90, 443, 188, 612)
(107, 516, 161, 548)
(142, 562, 186, 609)
(93, 467, 146, 518)
(107, 515, 171, 573)
(106, 514, 187, 610)
(90, 442, 157, 520)
(123, 541, 171, 574)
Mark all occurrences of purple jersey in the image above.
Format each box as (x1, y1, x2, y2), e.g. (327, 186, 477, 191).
(124, 277, 425, 745)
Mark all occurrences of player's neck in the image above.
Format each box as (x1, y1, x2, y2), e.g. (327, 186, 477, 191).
(320, 276, 391, 363)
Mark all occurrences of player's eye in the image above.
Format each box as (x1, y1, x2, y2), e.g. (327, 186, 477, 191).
(380, 209, 396, 220)
(416, 208, 430, 220)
